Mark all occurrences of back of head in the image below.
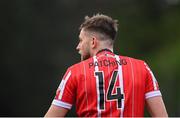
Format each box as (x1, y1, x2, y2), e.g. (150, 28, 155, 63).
(79, 14, 118, 43)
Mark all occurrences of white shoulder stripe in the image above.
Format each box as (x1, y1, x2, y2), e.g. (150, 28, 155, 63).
(58, 71, 71, 100)
(52, 99, 72, 109)
(115, 55, 125, 118)
(144, 63, 158, 90)
(93, 56, 101, 117)
(128, 57, 135, 117)
(145, 90, 162, 99)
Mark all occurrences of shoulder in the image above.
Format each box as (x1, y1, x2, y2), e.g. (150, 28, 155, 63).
(120, 55, 152, 77)
(66, 57, 93, 73)
(119, 55, 150, 72)
(120, 55, 146, 64)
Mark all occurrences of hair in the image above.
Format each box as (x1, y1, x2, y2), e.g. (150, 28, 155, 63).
(79, 13, 118, 41)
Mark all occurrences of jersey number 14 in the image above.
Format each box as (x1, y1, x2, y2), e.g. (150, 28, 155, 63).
(95, 70, 124, 110)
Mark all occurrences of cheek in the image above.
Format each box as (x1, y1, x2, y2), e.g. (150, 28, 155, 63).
(84, 42, 90, 50)
(81, 42, 86, 49)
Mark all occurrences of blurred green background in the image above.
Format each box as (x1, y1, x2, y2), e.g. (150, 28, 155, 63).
(0, 0, 179, 116)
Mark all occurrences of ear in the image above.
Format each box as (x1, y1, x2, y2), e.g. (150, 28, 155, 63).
(91, 37, 97, 49)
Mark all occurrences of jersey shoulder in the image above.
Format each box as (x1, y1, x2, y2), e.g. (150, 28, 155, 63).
(119, 55, 149, 71)
(120, 55, 145, 64)
(67, 57, 93, 73)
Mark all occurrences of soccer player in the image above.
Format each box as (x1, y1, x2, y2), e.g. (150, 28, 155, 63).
(45, 14, 168, 117)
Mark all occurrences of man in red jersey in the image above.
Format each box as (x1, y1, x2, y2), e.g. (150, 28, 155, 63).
(45, 14, 168, 117)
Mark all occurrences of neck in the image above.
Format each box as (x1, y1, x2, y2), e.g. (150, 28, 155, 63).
(96, 48, 113, 54)
(91, 47, 113, 56)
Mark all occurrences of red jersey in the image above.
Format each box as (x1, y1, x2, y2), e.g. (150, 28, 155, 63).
(52, 49, 161, 117)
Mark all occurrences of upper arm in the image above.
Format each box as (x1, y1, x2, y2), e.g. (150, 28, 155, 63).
(144, 62, 168, 116)
(45, 104, 68, 117)
(45, 67, 76, 116)
(144, 62, 159, 93)
(146, 96, 168, 117)
(144, 62, 162, 99)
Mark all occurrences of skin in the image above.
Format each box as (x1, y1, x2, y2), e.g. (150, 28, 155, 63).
(76, 28, 113, 61)
(76, 29, 92, 61)
(146, 96, 168, 117)
(44, 28, 168, 117)
(45, 105, 68, 117)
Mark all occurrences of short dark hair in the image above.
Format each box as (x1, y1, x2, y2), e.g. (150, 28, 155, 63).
(79, 14, 118, 41)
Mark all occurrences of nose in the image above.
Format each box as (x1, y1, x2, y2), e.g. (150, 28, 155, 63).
(76, 43, 80, 51)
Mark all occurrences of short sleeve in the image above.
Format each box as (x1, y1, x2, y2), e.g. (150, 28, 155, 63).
(52, 67, 76, 109)
(144, 62, 162, 99)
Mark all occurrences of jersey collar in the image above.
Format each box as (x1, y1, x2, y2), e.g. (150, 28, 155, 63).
(96, 49, 113, 56)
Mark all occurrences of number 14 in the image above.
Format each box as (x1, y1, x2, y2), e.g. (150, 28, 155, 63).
(95, 70, 124, 110)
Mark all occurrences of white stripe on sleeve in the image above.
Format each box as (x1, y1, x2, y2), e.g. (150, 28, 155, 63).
(145, 90, 162, 99)
(52, 99, 72, 109)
